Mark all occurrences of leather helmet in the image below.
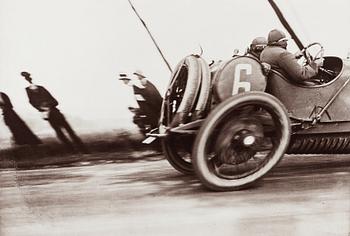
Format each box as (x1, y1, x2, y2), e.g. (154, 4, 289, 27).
(250, 37, 267, 51)
(268, 29, 287, 44)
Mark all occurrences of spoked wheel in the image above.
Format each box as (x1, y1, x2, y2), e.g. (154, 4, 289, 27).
(192, 92, 291, 191)
(160, 55, 204, 174)
(162, 134, 194, 175)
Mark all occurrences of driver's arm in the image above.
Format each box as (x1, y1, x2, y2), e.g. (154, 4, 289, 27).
(294, 50, 303, 59)
(278, 51, 318, 81)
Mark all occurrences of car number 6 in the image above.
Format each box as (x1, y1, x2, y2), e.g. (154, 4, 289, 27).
(232, 64, 252, 94)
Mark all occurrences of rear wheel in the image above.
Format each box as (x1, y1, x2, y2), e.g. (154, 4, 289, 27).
(161, 55, 203, 174)
(162, 134, 194, 175)
(192, 92, 291, 191)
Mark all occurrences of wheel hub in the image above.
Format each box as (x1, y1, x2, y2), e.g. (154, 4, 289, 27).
(243, 135, 256, 146)
(215, 117, 263, 165)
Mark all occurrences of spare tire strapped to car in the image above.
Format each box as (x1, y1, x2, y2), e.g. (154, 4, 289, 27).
(161, 55, 211, 174)
(193, 57, 211, 119)
(168, 55, 202, 127)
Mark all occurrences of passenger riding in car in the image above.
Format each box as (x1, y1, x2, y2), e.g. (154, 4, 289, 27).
(245, 37, 267, 60)
(260, 29, 323, 84)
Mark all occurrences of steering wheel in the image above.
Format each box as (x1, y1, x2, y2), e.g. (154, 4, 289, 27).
(301, 42, 324, 66)
(301, 42, 337, 83)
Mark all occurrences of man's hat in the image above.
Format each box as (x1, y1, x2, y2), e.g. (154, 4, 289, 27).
(118, 72, 131, 81)
(133, 70, 146, 79)
(21, 71, 31, 77)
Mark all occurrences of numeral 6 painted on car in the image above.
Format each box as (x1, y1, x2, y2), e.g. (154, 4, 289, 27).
(232, 64, 252, 95)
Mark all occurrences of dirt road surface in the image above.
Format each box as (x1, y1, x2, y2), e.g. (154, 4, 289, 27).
(1, 152, 350, 236)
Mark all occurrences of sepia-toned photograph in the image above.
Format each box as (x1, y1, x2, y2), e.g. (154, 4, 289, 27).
(1, 0, 350, 235)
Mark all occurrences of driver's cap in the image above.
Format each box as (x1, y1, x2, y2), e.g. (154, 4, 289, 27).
(268, 29, 286, 44)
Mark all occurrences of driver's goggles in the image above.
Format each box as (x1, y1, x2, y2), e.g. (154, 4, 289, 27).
(277, 37, 288, 42)
(254, 44, 266, 51)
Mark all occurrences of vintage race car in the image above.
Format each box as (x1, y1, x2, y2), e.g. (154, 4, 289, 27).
(136, 0, 350, 191)
(148, 40, 350, 191)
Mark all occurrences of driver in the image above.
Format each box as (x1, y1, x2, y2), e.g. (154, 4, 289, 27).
(260, 29, 322, 82)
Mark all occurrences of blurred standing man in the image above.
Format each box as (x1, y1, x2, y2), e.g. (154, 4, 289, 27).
(133, 70, 162, 122)
(21, 71, 88, 153)
(119, 70, 163, 135)
(0, 91, 41, 146)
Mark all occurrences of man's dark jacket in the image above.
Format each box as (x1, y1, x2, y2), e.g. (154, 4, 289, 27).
(0, 92, 13, 109)
(25, 85, 58, 111)
(0, 92, 41, 145)
(132, 80, 162, 117)
(131, 80, 163, 132)
(260, 46, 318, 82)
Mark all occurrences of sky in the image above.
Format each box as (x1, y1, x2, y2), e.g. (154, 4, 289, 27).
(0, 0, 350, 140)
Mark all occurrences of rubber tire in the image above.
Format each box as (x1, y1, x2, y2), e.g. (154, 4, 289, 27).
(162, 135, 194, 175)
(160, 55, 208, 175)
(169, 55, 201, 127)
(160, 55, 203, 174)
(193, 57, 211, 119)
(192, 92, 291, 191)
